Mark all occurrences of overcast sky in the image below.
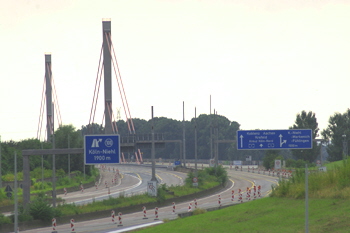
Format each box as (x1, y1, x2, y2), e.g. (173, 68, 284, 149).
(1, 0, 350, 142)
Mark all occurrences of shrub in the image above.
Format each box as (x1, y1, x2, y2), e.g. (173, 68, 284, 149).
(193, 208, 207, 215)
(204, 166, 228, 185)
(33, 182, 50, 190)
(28, 197, 55, 221)
(286, 159, 296, 168)
(157, 183, 167, 202)
(0, 214, 11, 225)
(57, 177, 71, 186)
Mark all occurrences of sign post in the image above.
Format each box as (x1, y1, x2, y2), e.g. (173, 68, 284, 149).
(274, 160, 281, 169)
(237, 129, 313, 233)
(192, 177, 198, 187)
(84, 135, 120, 164)
(147, 181, 157, 197)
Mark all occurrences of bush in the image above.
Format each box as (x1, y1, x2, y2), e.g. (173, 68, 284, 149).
(57, 177, 71, 186)
(0, 190, 7, 202)
(56, 168, 66, 178)
(18, 204, 34, 223)
(286, 159, 296, 168)
(28, 197, 57, 221)
(204, 166, 228, 185)
(33, 182, 50, 190)
(157, 183, 167, 202)
(193, 208, 207, 215)
(0, 214, 11, 225)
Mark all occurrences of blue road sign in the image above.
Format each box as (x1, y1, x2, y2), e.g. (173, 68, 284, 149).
(84, 135, 120, 164)
(174, 161, 181, 166)
(237, 129, 312, 150)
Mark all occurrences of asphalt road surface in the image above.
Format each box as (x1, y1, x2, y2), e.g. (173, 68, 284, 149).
(16, 165, 279, 233)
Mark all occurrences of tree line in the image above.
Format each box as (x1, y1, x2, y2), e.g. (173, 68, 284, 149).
(1, 109, 350, 177)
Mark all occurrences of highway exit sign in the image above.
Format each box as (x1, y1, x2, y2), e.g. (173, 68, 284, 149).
(237, 129, 312, 150)
(84, 135, 120, 164)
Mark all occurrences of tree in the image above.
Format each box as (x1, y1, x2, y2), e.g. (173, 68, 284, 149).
(263, 150, 282, 170)
(79, 123, 104, 135)
(54, 125, 84, 174)
(322, 109, 350, 161)
(290, 111, 320, 163)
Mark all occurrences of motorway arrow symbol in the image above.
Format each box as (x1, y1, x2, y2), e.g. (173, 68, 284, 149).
(259, 144, 263, 147)
(279, 134, 287, 147)
(240, 135, 244, 148)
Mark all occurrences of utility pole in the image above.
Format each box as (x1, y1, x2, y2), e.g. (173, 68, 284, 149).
(194, 107, 198, 178)
(210, 95, 213, 160)
(305, 163, 309, 233)
(68, 134, 71, 180)
(52, 103, 57, 208)
(151, 106, 157, 182)
(0, 135, 2, 189)
(14, 152, 18, 233)
(214, 110, 219, 167)
(41, 142, 44, 183)
(182, 101, 186, 167)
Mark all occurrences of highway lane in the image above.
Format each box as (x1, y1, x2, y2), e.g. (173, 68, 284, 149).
(18, 167, 279, 233)
(57, 165, 186, 205)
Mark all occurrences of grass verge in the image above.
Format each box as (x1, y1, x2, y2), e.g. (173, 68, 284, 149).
(135, 197, 350, 233)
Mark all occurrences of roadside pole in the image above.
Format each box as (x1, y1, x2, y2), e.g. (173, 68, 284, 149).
(14, 152, 18, 233)
(0, 135, 2, 189)
(151, 106, 157, 182)
(194, 107, 198, 179)
(305, 164, 309, 233)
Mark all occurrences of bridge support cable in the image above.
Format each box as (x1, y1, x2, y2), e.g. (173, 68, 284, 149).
(104, 32, 130, 133)
(111, 38, 135, 134)
(51, 74, 62, 127)
(46, 63, 63, 127)
(110, 41, 135, 134)
(105, 32, 135, 134)
(91, 65, 103, 130)
(37, 76, 46, 140)
(106, 101, 118, 133)
(88, 44, 104, 133)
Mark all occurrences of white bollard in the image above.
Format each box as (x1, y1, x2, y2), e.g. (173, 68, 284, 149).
(70, 219, 75, 233)
(111, 210, 115, 224)
(188, 203, 192, 212)
(117, 212, 123, 226)
(52, 218, 57, 233)
(142, 206, 148, 219)
(154, 207, 159, 220)
(172, 202, 176, 214)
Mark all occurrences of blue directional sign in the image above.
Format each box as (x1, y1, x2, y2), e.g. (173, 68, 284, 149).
(237, 129, 312, 150)
(84, 135, 120, 164)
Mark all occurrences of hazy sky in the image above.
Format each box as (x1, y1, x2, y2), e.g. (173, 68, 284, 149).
(1, 0, 350, 141)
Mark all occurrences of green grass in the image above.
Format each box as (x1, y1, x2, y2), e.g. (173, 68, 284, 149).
(135, 160, 350, 233)
(0, 169, 97, 207)
(136, 197, 350, 233)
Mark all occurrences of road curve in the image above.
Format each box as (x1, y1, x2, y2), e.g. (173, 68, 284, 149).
(18, 166, 278, 233)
